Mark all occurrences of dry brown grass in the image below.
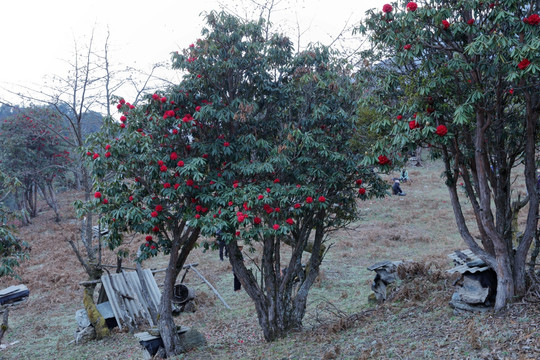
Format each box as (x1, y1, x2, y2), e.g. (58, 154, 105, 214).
(1, 159, 539, 359)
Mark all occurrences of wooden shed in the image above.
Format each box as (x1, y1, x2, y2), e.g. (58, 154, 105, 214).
(97, 269, 161, 330)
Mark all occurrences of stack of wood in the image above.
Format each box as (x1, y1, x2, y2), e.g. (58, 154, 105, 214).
(447, 249, 497, 312)
(0, 285, 29, 306)
(367, 261, 402, 303)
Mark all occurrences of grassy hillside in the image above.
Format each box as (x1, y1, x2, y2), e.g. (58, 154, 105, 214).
(1, 160, 538, 359)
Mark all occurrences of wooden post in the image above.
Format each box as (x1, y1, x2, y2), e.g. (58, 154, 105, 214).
(187, 265, 231, 310)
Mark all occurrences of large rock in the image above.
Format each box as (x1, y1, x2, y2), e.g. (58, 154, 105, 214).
(75, 309, 91, 329)
(458, 275, 489, 304)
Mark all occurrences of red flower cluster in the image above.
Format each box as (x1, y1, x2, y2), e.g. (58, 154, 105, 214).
(163, 183, 171, 188)
(94, 192, 101, 198)
(105, 152, 111, 158)
(467, 18, 475, 25)
(146, 236, 153, 242)
(356, 179, 363, 185)
(523, 14, 540, 25)
(160, 165, 168, 172)
(435, 124, 448, 136)
(223, 142, 230, 147)
(151, 211, 158, 218)
(318, 196, 326, 203)
(397, 114, 403, 120)
(254, 217, 262, 225)
(442, 20, 450, 29)
(518, 58, 531, 70)
(155, 205, 163, 212)
(403, 44, 412, 51)
(170, 152, 178, 160)
(177, 160, 184, 167)
(359, 188, 366, 195)
(378, 155, 391, 165)
(306, 196, 313, 204)
(105, 144, 111, 150)
(93, 153, 100, 159)
(163, 110, 175, 119)
(382, 4, 393, 13)
(286, 218, 294, 225)
(273, 224, 280, 230)
(409, 120, 420, 130)
(406, 2, 417, 11)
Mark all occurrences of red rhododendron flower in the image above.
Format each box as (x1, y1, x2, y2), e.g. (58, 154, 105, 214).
(409, 120, 420, 130)
(146, 235, 153, 241)
(274, 178, 280, 183)
(158, 160, 164, 166)
(359, 188, 366, 195)
(228, 201, 233, 206)
(120, 123, 126, 128)
(172, 129, 178, 135)
(161, 97, 167, 103)
(266, 188, 271, 193)
(403, 44, 412, 50)
(170, 152, 178, 160)
(397, 115, 403, 120)
(382, 4, 392, 13)
(155, 205, 163, 212)
(174, 183, 180, 190)
(120, 115, 127, 122)
(87, 151, 93, 156)
(150, 245, 156, 249)
(152, 93, 159, 100)
(129, 196, 134, 202)
(93, 153, 100, 159)
(306, 196, 313, 204)
(105, 144, 111, 150)
(442, 20, 450, 29)
(117, 104, 122, 109)
(435, 124, 448, 136)
(274, 207, 280, 212)
(195, 214, 201, 219)
(508, 88, 514, 95)
(94, 192, 101, 198)
(467, 18, 475, 25)
(160, 165, 168, 172)
(294, 203, 301, 209)
(356, 179, 363, 185)
(195, 106, 201, 112)
(152, 226, 159, 233)
(258, 195, 264, 200)
(151, 211, 158, 218)
(286, 218, 294, 225)
(237, 213, 246, 223)
(163, 183, 171, 188)
(318, 196, 326, 202)
(186, 179, 194, 186)
(177, 160, 184, 167)
(526, 14, 540, 25)
(105, 152, 111, 158)
(273, 224, 280, 230)
(223, 142, 230, 147)
(518, 58, 531, 70)
(406, 2, 417, 11)
(378, 155, 391, 165)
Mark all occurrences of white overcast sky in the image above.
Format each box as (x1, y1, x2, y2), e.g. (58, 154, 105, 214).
(0, 0, 386, 105)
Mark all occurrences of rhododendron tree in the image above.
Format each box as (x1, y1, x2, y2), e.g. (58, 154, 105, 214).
(87, 11, 385, 353)
(0, 107, 70, 223)
(357, 0, 539, 311)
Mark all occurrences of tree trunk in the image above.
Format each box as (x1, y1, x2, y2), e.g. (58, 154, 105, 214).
(227, 211, 325, 342)
(493, 250, 515, 311)
(37, 182, 60, 222)
(158, 231, 182, 357)
(83, 286, 109, 339)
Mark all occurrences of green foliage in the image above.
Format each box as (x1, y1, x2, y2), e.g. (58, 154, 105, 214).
(0, 172, 28, 278)
(0, 106, 71, 190)
(87, 11, 387, 261)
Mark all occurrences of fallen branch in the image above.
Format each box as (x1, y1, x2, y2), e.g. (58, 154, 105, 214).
(187, 265, 231, 310)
